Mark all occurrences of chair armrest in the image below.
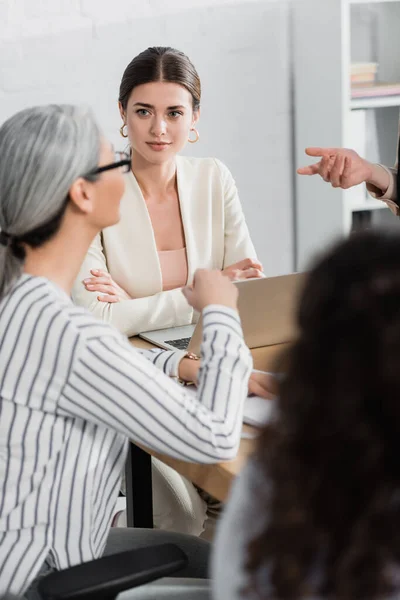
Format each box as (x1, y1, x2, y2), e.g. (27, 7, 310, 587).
(38, 544, 188, 600)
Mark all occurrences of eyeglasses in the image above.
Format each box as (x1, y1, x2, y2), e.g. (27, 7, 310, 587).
(85, 151, 131, 177)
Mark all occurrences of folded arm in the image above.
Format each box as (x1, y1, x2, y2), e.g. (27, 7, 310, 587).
(72, 234, 193, 337)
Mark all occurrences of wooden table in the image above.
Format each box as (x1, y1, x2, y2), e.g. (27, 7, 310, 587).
(125, 336, 287, 527)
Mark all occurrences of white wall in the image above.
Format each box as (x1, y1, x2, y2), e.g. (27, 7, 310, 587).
(0, 0, 294, 275)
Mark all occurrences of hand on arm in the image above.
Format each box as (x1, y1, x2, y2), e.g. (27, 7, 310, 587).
(222, 258, 263, 281)
(83, 269, 132, 303)
(297, 147, 390, 194)
(73, 234, 193, 336)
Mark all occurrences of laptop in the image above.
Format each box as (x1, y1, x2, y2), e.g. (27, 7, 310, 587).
(139, 273, 306, 355)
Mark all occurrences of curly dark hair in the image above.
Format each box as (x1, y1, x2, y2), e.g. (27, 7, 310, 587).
(246, 230, 400, 600)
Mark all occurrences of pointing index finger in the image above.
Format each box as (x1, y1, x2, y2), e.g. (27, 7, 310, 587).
(305, 147, 338, 158)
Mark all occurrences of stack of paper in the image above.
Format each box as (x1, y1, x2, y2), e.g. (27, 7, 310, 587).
(182, 371, 278, 429)
(243, 395, 276, 427)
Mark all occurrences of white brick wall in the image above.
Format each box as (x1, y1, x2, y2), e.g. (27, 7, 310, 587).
(0, 0, 294, 275)
(0, 0, 91, 38)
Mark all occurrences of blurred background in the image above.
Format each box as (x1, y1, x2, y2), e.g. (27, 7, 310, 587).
(1, 0, 399, 273)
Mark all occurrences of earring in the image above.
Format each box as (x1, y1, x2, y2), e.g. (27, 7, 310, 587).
(188, 127, 199, 144)
(119, 124, 128, 138)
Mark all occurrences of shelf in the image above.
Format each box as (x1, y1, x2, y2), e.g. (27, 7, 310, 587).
(293, 0, 400, 268)
(351, 95, 400, 109)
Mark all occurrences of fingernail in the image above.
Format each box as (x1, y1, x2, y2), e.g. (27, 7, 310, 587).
(83, 279, 90, 284)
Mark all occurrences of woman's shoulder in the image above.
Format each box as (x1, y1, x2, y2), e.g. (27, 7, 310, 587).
(212, 459, 269, 600)
(0, 274, 120, 352)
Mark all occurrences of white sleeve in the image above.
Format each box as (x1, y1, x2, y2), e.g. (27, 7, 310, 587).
(71, 233, 194, 337)
(58, 305, 252, 463)
(214, 159, 258, 268)
(134, 347, 186, 378)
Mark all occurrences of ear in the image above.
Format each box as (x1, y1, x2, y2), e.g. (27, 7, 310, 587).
(68, 178, 95, 215)
(118, 101, 126, 124)
(192, 107, 200, 127)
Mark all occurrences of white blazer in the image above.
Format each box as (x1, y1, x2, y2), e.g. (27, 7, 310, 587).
(72, 156, 257, 337)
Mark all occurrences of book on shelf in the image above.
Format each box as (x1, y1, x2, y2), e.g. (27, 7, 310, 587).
(351, 82, 400, 99)
(350, 62, 378, 81)
(350, 62, 378, 76)
(351, 73, 376, 84)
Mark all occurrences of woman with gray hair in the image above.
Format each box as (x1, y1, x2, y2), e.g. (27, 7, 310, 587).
(0, 104, 255, 598)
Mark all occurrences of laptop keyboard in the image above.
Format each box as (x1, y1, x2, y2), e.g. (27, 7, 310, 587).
(165, 337, 191, 350)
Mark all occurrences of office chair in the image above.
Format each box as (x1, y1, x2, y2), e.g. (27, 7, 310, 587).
(37, 543, 188, 600)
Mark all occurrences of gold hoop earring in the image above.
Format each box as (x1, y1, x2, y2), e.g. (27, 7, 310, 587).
(188, 128, 199, 144)
(120, 124, 128, 138)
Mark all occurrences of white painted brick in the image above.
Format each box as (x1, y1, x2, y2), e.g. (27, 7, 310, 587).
(0, 0, 91, 38)
(81, 0, 155, 24)
(148, 0, 246, 15)
(149, 0, 274, 16)
(0, 1, 8, 22)
(0, 30, 93, 93)
(82, 0, 281, 25)
(22, 0, 82, 19)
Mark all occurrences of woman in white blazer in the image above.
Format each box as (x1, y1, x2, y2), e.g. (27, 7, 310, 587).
(73, 49, 261, 337)
(73, 155, 258, 337)
(72, 46, 262, 537)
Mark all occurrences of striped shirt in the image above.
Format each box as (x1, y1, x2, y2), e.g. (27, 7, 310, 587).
(0, 274, 252, 595)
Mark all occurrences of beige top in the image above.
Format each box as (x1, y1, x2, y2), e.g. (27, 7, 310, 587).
(366, 118, 399, 216)
(72, 156, 257, 337)
(158, 248, 188, 291)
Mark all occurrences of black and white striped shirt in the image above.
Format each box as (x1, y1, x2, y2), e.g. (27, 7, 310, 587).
(0, 274, 252, 595)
